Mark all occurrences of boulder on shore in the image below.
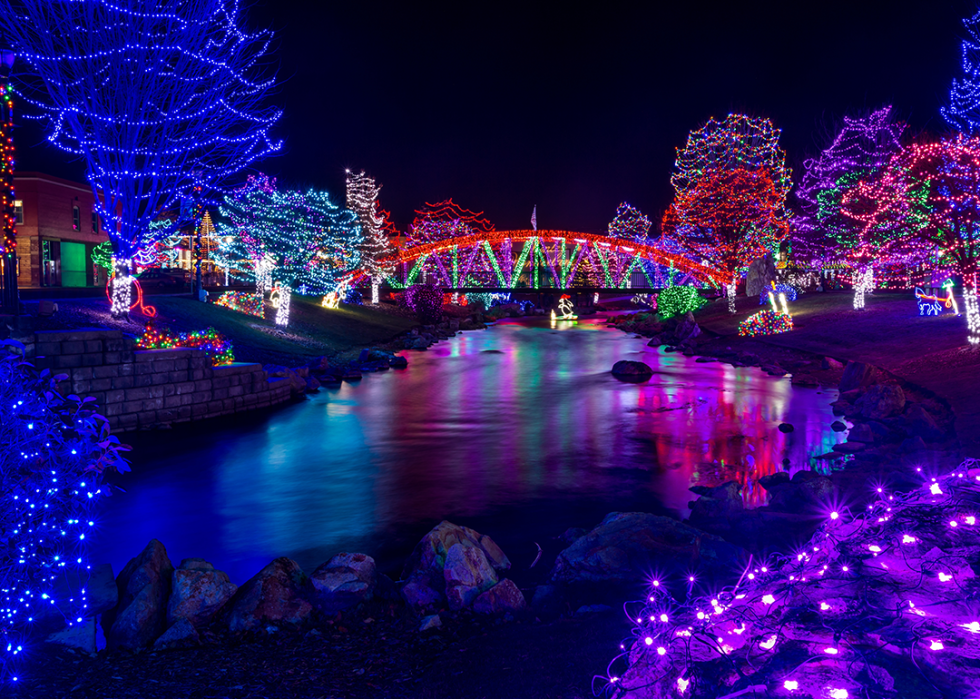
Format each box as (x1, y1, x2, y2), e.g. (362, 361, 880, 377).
(473, 579, 527, 615)
(550, 512, 742, 585)
(745, 255, 776, 297)
(222, 558, 313, 633)
(400, 521, 512, 611)
(102, 539, 174, 651)
(856, 382, 905, 419)
(611, 360, 654, 382)
(309, 553, 378, 615)
(167, 558, 237, 629)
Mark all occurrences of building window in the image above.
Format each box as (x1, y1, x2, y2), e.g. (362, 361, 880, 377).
(13, 200, 22, 224)
(91, 210, 98, 233)
(72, 205, 80, 231)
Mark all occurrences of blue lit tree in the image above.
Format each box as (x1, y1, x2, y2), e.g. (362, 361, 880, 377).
(0, 0, 282, 316)
(942, 9, 980, 135)
(218, 176, 362, 326)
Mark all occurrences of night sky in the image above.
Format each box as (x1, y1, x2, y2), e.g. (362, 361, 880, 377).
(13, 0, 977, 233)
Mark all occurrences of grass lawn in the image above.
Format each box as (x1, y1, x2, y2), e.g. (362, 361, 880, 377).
(147, 295, 418, 365)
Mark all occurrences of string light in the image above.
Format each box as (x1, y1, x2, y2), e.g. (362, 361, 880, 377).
(214, 290, 263, 318)
(0, 0, 282, 270)
(665, 114, 791, 310)
(1, 350, 129, 683)
(217, 175, 361, 327)
(136, 325, 234, 366)
(656, 284, 706, 320)
(942, 9, 980, 134)
(346, 170, 394, 304)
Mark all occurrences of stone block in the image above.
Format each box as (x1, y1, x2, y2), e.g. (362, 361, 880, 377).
(94, 365, 120, 379)
(190, 356, 208, 369)
(91, 378, 112, 391)
(72, 379, 92, 394)
(72, 367, 95, 380)
(105, 339, 125, 352)
(36, 342, 61, 356)
(135, 351, 158, 362)
(127, 387, 150, 401)
(87, 392, 106, 406)
(228, 385, 245, 397)
(178, 406, 192, 420)
(175, 381, 196, 395)
(103, 352, 121, 364)
(169, 371, 190, 383)
(55, 354, 82, 368)
(136, 362, 155, 375)
(147, 385, 166, 399)
(61, 341, 85, 354)
(105, 389, 126, 404)
(137, 411, 158, 426)
(194, 379, 212, 392)
(174, 358, 189, 370)
(116, 413, 138, 430)
(157, 409, 177, 422)
(81, 353, 103, 367)
(111, 375, 134, 389)
(212, 376, 231, 389)
(133, 374, 152, 388)
(142, 398, 164, 411)
(191, 391, 210, 404)
(123, 400, 144, 414)
(212, 388, 229, 400)
(191, 403, 209, 418)
(180, 393, 195, 406)
(151, 360, 175, 374)
(164, 395, 182, 409)
(233, 396, 245, 410)
(243, 393, 258, 404)
(120, 351, 135, 363)
(149, 372, 169, 385)
(84, 340, 103, 353)
(192, 369, 207, 380)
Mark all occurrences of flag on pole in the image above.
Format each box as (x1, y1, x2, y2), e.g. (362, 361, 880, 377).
(531, 205, 537, 231)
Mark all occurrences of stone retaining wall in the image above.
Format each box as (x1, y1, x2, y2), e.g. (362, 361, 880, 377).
(29, 328, 292, 432)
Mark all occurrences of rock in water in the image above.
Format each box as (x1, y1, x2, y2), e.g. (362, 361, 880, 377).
(222, 558, 312, 633)
(745, 254, 776, 297)
(167, 558, 237, 629)
(550, 513, 742, 585)
(309, 553, 378, 615)
(102, 539, 174, 651)
(611, 360, 654, 382)
(472, 579, 527, 615)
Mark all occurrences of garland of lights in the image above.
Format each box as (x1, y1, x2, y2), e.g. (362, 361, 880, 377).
(214, 290, 263, 318)
(0, 0, 282, 272)
(136, 325, 234, 366)
(0, 73, 14, 260)
(665, 115, 792, 311)
(605, 462, 980, 698)
(218, 175, 361, 326)
(346, 170, 394, 303)
(0, 351, 129, 684)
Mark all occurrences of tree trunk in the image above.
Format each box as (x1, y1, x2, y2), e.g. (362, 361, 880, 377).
(726, 282, 736, 313)
(110, 258, 132, 319)
(965, 278, 980, 346)
(853, 266, 873, 310)
(371, 278, 380, 304)
(275, 285, 291, 327)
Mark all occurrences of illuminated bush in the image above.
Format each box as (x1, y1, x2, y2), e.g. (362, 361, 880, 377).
(0, 343, 130, 681)
(136, 326, 235, 366)
(656, 285, 706, 320)
(401, 283, 444, 323)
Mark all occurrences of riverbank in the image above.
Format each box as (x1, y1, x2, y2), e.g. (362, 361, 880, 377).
(23, 294, 420, 366)
(693, 290, 980, 455)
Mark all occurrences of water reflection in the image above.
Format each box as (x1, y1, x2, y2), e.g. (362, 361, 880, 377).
(93, 317, 843, 582)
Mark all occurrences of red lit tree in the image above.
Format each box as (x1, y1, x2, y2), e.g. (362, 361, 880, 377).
(882, 135, 980, 344)
(668, 114, 792, 311)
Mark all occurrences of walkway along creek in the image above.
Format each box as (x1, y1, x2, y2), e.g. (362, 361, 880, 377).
(92, 315, 845, 585)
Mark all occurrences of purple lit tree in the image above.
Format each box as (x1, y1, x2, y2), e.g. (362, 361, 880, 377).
(0, 0, 282, 316)
(795, 106, 906, 309)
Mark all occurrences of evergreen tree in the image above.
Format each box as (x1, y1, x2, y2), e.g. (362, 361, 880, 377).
(346, 170, 393, 303)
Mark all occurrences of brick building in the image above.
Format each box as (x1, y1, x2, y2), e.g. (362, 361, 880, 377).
(13, 171, 109, 288)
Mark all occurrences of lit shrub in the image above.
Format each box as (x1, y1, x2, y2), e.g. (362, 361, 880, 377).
(401, 283, 444, 324)
(136, 325, 235, 366)
(0, 342, 130, 681)
(656, 285, 706, 320)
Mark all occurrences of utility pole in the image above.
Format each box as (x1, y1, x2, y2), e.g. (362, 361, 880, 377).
(0, 50, 17, 315)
